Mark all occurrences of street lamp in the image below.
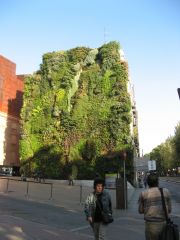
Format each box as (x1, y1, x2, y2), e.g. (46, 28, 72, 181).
(177, 88, 180, 100)
(115, 150, 128, 209)
(122, 151, 127, 209)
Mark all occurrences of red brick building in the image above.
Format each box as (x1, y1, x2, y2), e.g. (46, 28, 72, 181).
(0, 55, 24, 172)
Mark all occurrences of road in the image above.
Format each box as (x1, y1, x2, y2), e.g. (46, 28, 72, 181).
(160, 177, 180, 228)
(160, 177, 180, 204)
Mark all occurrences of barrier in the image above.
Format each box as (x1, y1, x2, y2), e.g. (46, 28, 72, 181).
(80, 185, 82, 204)
(0, 178, 134, 209)
(0, 177, 53, 200)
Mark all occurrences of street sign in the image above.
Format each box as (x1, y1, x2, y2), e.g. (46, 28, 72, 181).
(148, 160, 156, 171)
(105, 173, 117, 189)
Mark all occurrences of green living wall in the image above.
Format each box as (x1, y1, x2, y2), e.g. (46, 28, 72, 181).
(20, 41, 133, 179)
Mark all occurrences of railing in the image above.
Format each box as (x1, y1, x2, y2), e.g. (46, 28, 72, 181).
(0, 177, 53, 200)
(0, 178, 134, 209)
(0, 177, 92, 206)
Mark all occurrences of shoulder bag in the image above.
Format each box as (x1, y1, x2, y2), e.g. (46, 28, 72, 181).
(96, 198, 113, 224)
(159, 188, 179, 240)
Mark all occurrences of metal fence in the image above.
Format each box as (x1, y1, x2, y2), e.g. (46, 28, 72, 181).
(0, 177, 133, 210)
(0, 177, 53, 200)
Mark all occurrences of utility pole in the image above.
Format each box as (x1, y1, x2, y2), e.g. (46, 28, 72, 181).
(123, 151, 127, 209)
(177, 88, 180, 100)
(116, 151, 127, 209)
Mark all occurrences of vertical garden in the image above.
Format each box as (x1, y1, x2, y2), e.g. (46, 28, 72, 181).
(20, 41, 134, 179)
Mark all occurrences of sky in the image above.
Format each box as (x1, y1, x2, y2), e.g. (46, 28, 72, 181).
(0, 0, 180, 154)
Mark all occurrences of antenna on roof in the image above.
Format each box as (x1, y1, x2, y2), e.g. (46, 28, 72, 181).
(104, 27, 109, 44)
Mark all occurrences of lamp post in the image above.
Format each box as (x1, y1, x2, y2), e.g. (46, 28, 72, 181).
(122, 151, 127, 209)
(116, 150, 127, 209)
(177, 88, 180, 100)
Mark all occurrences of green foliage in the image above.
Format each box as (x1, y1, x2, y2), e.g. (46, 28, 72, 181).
(173, 122, 180, 166)
(20, 134, 43, 161)
(80, 139, 99, 161)
(20, 41, 133, 179)
(150, 122, 180, 173)
(102, 70, 113, 96)
(98, 41, 120, 71)
(83, 49, 98, 66)
(67, 47, 90, 64)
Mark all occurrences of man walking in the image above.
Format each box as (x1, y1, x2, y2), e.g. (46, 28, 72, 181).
(138, 173, 172, 240)
(84, 178, 113, 240)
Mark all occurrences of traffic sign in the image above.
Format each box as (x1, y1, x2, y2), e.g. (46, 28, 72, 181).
(148, 160, 156, 171)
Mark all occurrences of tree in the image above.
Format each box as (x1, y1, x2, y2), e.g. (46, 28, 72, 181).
(173, 122, 180, 167)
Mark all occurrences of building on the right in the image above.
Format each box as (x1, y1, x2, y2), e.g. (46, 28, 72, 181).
(119, 49, 140, 158)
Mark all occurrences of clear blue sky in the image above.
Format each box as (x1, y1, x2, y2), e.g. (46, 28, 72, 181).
(1, 0, 180, 154)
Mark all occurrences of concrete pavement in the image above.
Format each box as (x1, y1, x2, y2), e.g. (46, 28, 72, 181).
(0, 187, 145, 240)
(0, 177, 180, 240)
(0, 215, 89, 240)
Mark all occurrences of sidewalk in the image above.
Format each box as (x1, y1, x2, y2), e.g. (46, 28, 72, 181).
(0, 179, 145, 240)
(0, 178, 135, 212)
(0, 179, 179, 240)
(106, 187, 145, 239)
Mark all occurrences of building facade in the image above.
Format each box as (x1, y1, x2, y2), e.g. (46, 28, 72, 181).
(0, 49, 139, 175)
(0, 55, 24, 172)
(119, 49, 140, 157)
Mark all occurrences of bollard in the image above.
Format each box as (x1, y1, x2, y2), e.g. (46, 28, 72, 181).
(49, 183, 53, 200)
(80, 184, 82, 204)
(6, 178, 9, 193)
(25, 181, 29, 198)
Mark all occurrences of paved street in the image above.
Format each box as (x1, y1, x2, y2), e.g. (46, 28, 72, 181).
(0, 177, 179, 239)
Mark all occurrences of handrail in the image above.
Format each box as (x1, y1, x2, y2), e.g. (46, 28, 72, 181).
(0, 177, 53, 200)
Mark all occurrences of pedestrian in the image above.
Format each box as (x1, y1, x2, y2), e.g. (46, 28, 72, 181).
(138, 175, 143, 188)
(143, 174, 147, 189)
(68, 175, 74, 186)
(84, 178, 113, 240)
(138, 173, 172, 240)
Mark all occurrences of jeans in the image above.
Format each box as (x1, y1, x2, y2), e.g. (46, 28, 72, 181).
(145, 221, 166, 240)
(91, 222, 107, 240)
